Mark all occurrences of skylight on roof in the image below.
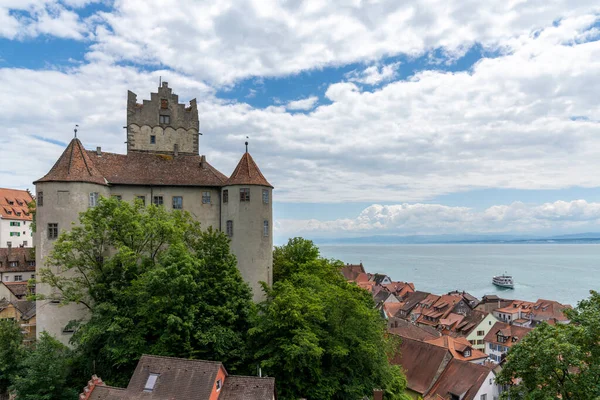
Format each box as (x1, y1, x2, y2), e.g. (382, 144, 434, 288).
(144, 373, 160, 392)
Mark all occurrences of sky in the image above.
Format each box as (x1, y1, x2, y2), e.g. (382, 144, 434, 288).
(1, 0, 600, 244)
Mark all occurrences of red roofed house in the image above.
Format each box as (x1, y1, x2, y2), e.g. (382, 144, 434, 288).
(425, 336, 488, 364)
(34, 83, 274, 345)
(0, 188, 34, 248)
(80, 355, 276, 400)
(340, 262, 365, 281)
(424, 359, 499, 400)
(484, 322, 533, 363)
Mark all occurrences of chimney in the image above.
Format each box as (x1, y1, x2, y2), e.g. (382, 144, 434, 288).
(174, 144, 179, 157)
(96, 147, 101, 156)
(373, 389, 384, 400)
(200, 155, 206, 168)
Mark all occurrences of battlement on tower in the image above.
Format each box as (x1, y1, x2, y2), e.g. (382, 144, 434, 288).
(126, 82, 199, 155)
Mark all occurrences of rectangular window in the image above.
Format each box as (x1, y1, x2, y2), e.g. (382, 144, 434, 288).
(159, 115, 170, 124)
(262, 189, 269, 204)
(111, 195, 122, 201)
(27, 261, 35, 267)
(14, 275, 22, 282)
(172, 196, 183, 210)
(37, 192, 43, 206)
(150, 135, 156, 144)
(477, 339, 484, 345)
(222, 190, 228, 203)
(6, 242, 11, 248)
(22, 241, 27, 247)
(48, 223, 58, 240)
(136, 195, 146, 206)
(89, 192, 99, 207)
(153, 196, 164, 206)
(263, 220, 269, 237)
(9, 222, 20, 227)
(226, 220, 233, 237)
(9, 261, 18, 268)
(481, 394, 487, 400)
(202, 191, 211, 204)
(31, 274, 35, 279)
(477, 330, 485, 336)
(240, 188, 250, 202)
(10, 232, 20, 237)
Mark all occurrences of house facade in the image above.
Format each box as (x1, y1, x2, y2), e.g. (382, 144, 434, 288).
(0, 188, 34, 248)
(34, 83, 274, 345)
(466, 313, 500, 351)
(484, 322, 532, 363)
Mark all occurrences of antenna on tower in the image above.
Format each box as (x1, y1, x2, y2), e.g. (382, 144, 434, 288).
(159, 75, 162, 87)
(245, 136, 249, 153)
(74, 124, 79, 139)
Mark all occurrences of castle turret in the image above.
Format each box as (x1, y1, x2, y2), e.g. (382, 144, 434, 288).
(34, 138, 110, 345)
(126, 82, 199, 155)
(221, 146, 273, 302)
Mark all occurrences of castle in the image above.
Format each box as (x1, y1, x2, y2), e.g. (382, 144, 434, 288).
(34, 83, 273, 344)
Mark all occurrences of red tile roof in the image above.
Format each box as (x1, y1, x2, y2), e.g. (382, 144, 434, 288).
(483, 322, 532, 348)
(425, 336, 488, 362)
(34, 139, 107, 185)
(391, 336, 453, 395)
(425, 359, 492, 400)
(0, 188, 34, 221)
(388, 319, 441, 342)
(226, 152, 273, 188)
(340, 263, 365, 281)
(3, 282, 30, 297)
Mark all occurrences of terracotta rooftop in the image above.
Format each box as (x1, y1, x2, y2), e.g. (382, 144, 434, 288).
(391, 335, 452, 395)
(35, 139, 107, 186)
(483, 322, 533, 348)
(0, 247, 35, 273)
(388, 319, 441, 342)
(425, 359, 492, 400)
(0, 188, 34, 221)
(425, 336, 488, 362)
(340, 263, 365, 281)
(34, 139, 242, 188)
(2, 282, 30, 298)
(226, 152, 272, 187)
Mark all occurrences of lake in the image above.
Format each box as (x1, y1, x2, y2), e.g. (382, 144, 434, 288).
(318, 244, 600, 306)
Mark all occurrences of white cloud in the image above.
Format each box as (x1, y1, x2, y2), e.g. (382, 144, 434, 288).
(286, 96, 319, 111)
(346, 62, 401, 85)
(276, 200, 600, 236)
(0, 0, 90, 40)
(79, 0, 600, 85)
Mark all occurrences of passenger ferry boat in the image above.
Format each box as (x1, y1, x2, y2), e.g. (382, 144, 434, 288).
(492, 274, 514, 289)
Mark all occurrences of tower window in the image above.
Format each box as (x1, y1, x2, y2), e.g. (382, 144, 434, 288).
(48, 223, 58, 240)
(226, 220, 233, 237)
(172, 196, 183, 210)
(202, 191, 211, 204)
(262, 189, 269, 204)
(240, 188, 250, 202)
(159, 115, 170, 124)
(263, 220, 269, 237)
(37, 192, 43, 206)
(150, 135, 156, 144)
(153, 196, 164, 206)
(222, 190, 228, 204)
(136, 195, 146, 206)
(89, 192, 99, 207)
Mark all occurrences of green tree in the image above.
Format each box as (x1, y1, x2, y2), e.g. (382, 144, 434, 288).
(11, 332, 78, 400)
(38, 197, 255, 385)
(0, 320, 25, 395)
(251, 238, 410, 400)
(497, 291, 600, 400)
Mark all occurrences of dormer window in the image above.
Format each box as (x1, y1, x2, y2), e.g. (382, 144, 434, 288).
(144, 373, 160, 392)
(216, 379, 222, 391)
(159, 115, 170, 124)
(464, 349, 471, 357)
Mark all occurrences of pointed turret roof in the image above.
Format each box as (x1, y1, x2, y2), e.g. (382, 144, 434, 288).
(227, 152, 273, 188)
(34, 138, 107, 185)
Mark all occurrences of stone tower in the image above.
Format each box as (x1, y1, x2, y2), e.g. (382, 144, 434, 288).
(222, 147, 273, 302)
(34, 138, 110, 342)
(126, 82, 199, 155)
